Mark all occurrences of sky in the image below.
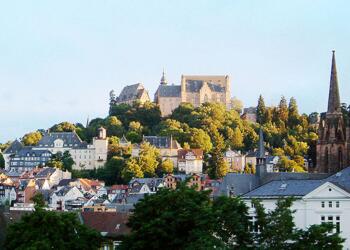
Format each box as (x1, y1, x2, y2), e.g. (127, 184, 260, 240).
(0, 1, 349, 142)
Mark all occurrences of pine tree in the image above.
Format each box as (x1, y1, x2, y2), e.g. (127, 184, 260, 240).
(278, 96, 289, 123)
(257, 95, 267, 124)
(288, 97, 300, 127)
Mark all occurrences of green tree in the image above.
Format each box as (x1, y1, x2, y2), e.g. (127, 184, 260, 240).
(189, 128, 212, 153)
(209, 127, 228, 178)
(278, 96, 289, 123)
(158, 159, 174, 175)
(138, 142, 160, 177)
(121, 184, 218, 250)
(212, 196, 252, 248)
(257, 95, 267, 124)
(288, 97, 300, 128)
(5, 209, 103, 250)
(46, 151, 74, 171)
(50, 122, 77, 132)
(227, 127, 244, 150)
(21, 131, 42, 146)
(95, 156, 126, 185)
(122, 157, 143, 181)
(0, 153, 4, 169)
(31, 192, 46, 210)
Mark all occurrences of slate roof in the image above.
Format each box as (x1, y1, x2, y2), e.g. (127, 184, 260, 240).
(143, 136, 181, 149)
(326, 167, 350, 192)
(80, 212, 130, 238)
(36, 167, 56, 178)
(185, 80, 225, 93)
(156, 85, 181, 97)
(242, 179, 325, 198)
(57, 178, 76, 187)
(36, 132, 86, 149)
(218, 173, 259, 197)
(116, 83, 149, 102)
(14, 148, 52, 157)
(55, 186, 73, 196)
(3, 140, 23, 154)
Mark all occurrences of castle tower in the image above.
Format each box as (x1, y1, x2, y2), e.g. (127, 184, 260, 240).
(316, 51, 347, 173)
(160, 69, 167, 85)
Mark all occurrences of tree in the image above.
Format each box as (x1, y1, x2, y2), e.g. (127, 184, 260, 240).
(278, 96, 289, 123)
(209, 127, 228, 178)
(122, 157, 143, 181)
(138, 142, 160, 177)
(253, 198, 344, 249)
(227, 127, 244, 150)
(31, 192, 46, 210)
(288, 97, 300, 128)
(189, 128, 212, 153)
(121, 184, 218, 250)
(5, 209, 103, 249)
(257, 95, 267, 124)
(212, 196, 252, 248)
(50, 122, 77, 132)
(231, 97, 243, 114)
(95, 156, 126, 185)
(0, 153, 4, 169)
(46, 151, 74, 171)
(158, 159, 174, 175)
(21, 131, 42, 146)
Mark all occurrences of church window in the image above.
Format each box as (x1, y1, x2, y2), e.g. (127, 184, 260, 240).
(325, 147, 329, 171)
(338, 147, 343, 170)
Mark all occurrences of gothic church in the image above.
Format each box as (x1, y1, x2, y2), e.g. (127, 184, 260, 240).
(316, 51, 348, 173)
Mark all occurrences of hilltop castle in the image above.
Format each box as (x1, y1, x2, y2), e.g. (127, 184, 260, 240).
(316, 51, 348, 173)
(154, 73, 231, 116)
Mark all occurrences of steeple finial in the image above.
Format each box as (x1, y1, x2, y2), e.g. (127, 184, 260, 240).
(327, 50, 341, 113)
(160, 69, 167, 85)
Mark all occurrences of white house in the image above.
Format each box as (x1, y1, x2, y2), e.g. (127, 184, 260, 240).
(0, 183, 16, 205)
(242, 168, 350, 249)
(177, 149, 203, 174)
(50, 186, 84, 211)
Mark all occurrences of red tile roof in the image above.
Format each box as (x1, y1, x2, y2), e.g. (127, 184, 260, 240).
(81, 212, 130, 237)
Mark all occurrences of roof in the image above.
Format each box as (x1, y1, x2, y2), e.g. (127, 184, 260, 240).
(3, 140, 23, 154)
(178, 149, 203, 160)
(156, 84, 181, 97)
(80, 212, 130, 238)
(325, 167, 350, 192)
(243, 179, 325, 198)
(143, 136, 181, 149)
(218, 173, 259, 197)
(116, 83, 149, 103)
(185, 80, 225, 93)
(55, 186, 74, 196)
(57, 178, 76, 187)
(35, 167, 56, 178)
(36, 132, 86, 149)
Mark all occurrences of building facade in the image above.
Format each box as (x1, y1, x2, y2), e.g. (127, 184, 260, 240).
(316, 51, 349, 173)
(177, 149, 203, 174)
(110, 83, 150, 106)
(155, 74, 231, 117)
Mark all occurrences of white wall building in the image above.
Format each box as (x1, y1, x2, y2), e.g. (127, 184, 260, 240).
(242, 168, 350, 249)
(50, 186, 84, 211)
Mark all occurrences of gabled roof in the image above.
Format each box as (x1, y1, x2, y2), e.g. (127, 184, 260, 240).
(218, 173, 259, 197)
(116, 83, 149, 102)
(143, 136, 181, 149)
(81, 212, 130, 237)
(36, 132, 86, 149)
(36, 167, 56, 178)
(3, 140, 24, 154)
(156, 84, 181, 97)
(178, 149, 203, 160)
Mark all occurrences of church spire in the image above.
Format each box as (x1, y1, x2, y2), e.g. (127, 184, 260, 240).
(257, 127, 265, 159)
(327, 50, 341, 114)
(160, 69, 167, 85)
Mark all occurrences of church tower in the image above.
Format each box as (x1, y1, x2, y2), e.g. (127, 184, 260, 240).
(316, 51, 347, 173)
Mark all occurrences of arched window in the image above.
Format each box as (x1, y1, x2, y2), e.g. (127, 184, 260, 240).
(338, 147, 343, 170)
(325, 147, 329, 173)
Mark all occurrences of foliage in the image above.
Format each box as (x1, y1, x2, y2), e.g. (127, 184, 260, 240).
(0, 153, 4, 169)
(21, 131, 42, 146)
(123, 186, 344, 250)
(5, 209, 103, 250)
(158, 159, 174, 175)
(46, 151, 74, 172)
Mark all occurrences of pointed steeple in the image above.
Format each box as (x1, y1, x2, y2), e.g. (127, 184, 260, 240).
(327, 50, 341, 114)
(160, 69, 167, 85)
(257, 127, 265, 159)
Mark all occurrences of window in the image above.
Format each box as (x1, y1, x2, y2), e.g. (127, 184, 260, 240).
(329, 201, 332, 208)
(321, 201, 325, 208)
(336, 201, 340, 208)
(328, 216, 333, 221)
(321, 216, 325, 222)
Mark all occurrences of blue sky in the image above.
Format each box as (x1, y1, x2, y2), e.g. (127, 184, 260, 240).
(0, 1, 349, 142)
